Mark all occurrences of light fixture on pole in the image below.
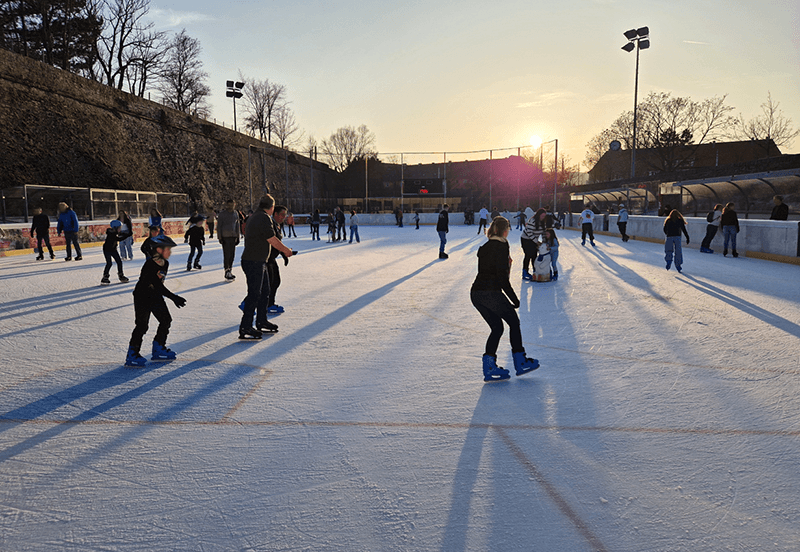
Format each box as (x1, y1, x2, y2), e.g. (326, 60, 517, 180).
(621, 26, 649, 179)
(226, 80, 244, 132)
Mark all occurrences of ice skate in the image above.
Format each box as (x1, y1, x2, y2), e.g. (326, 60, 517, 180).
(118, 274, 129, 283)
(267, 305, 284, 314)
(256, 321, 279, 333)
(666, 261, 672, 270)
(151, 341, 177, 361)
(723, 249, 728, 257)
(591, 241, 596, 247)
(193, 263, 202, 270)
(522, 269, 532, 281)
(74, 256, 82, 261)
(100, 275, 111, 286)
(482, 355, 510, 382)
(186, 263, 192, 271)
(581, 240, 585, 246)
(224, 269, 235, 281)
(551, 271, 559, 281)
(50, 253, 55, 259)
(125, 347, 147, 368)
(64, 256, 72, 261)
(512, 351, 539, 376)
(36, 254, 44, 260)
(439, 252, 449, 259)
(239, 327, 263, 340)
(732, 250, 739, 258)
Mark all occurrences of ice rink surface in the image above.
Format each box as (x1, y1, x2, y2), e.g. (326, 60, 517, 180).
(1, 224, 799, 551)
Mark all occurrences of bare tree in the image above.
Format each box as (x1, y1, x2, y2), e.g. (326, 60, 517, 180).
(272, 104, 303, 149)
(241, 75, 285, 143)
(583, 128, 619, 170)
(733, 92, 799, 151)
(124, 29, 168, 97)
(93, 0, 159, 89)
(156, 29, 210, 116)
(321, 125, 376, 172)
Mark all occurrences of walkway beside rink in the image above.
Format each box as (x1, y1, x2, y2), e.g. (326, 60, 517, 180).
(1, 225, 799, 551)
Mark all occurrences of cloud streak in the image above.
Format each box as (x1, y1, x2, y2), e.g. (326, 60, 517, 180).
(151, 8, 214, 28)
(516, 91, 578, 108)
(683, 40, 710, 45)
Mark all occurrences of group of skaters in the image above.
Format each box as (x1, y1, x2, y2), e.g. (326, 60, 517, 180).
(307, 207, 361, 243)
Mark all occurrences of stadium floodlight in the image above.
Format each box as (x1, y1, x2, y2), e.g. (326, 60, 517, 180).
(621, 25, 650, 179)
(226, 80, 245, 132)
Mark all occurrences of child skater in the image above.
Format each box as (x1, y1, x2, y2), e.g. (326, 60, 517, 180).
(311, 209, 321, 240)
(101, 220, 132, 286)
(184, 216, 205, 271)
(125, 235, 186, 367)
(31, 207, 55, 260)
(543, 228, 559, 281)
(141, 225, 160, 259)
(470, 216, 540, 382)
(326, 212, 336, 243)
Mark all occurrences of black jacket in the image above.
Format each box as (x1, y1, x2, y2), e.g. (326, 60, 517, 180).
(663, 218, 690, 239)
(184, 225, 205, 247)
(31, 213, 50, 236)
(133, 258, 179, 302)
(720, 210, 740, 232)
(268, 219, 284, 263)
(437, 210, 449, 232)
(770, 203, 789, 221)
(103, 228, 132, 252)
(471, 238, 518, 304)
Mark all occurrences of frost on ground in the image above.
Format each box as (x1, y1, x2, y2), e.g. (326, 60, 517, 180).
(1, 226, 799, 551)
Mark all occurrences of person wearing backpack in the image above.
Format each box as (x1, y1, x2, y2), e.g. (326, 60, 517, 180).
(700, 204, 722, 253)
(720, 202, 740, 257)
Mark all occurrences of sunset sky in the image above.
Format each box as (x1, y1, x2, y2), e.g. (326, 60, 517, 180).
(148, 0, 800, 169)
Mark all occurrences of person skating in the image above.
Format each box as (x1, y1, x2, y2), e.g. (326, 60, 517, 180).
(720, 202, 740, 257)
(101, 220, 132, 285)
(477, 205, 489, 234)
(239, 195, 293, 340)
(285, 211, 297, 237)
(514, 210, 526, 230)
(141, 225, 160, 259)
(471, 216, 539, 382)
(56, 202, 82, 260)
(31, 208, 55, 260)
(617, 204, 629, 242)
(349, 210, 360, 243)
(118, 211, 134, 260)
(336, 207, 347, 241)
(543, 228, 559, 281)
(267, 205, 290, 314)
(207, 209, 216, 238)
(700, 204, 722, 253)
(437, 204, 449, 259)
(520, 208, 548, 280)
(184, 216, 205, 271)
(579, 205, 595, 246)
(770, 195, 789, 221)
(414, 210, 420, 230)
(663, 210, 690, 273)
(326, 212, 337, 243)
(311, 209, 321, 240)
(149, 208, 163, 235)
(217, 200, 240, 281)
(125, 235, 186, 367)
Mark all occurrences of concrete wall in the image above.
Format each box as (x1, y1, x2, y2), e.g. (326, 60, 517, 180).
(346, 213, 465, 226)
(567, 213, 800, 259)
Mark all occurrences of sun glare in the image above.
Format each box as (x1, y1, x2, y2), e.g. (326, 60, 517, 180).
(529, 135, 543, 149)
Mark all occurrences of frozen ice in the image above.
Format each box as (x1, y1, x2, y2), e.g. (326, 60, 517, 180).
(1, 225, 799, 551)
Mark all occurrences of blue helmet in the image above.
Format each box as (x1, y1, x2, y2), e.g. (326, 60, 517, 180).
(151, 235, 177, 248)
(110, 219, 122, 228)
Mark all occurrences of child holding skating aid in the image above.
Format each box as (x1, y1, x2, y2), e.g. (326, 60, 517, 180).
(125, 235, 186, 367)
(101, 220, 132, 286)
(543, 228, 559, 281)
(470, 216, 540, 382)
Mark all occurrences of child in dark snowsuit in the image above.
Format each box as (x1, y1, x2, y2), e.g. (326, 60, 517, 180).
(184, 218, 205, 270)
(31, 208, 55, 260)
(125, 235, 186, 367)
(141, 225, 160, 259)
(101, 220, 132, 285)
(470, 216, 540, 382)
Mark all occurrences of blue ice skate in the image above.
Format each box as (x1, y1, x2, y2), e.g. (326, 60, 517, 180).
(267, 304, 285, 314)
(238, 300, 245, 312)
(482, 355, 510, 382)
(522, 269, 532, 281)
(125, 347, 147, 368)
(513, 351, 539, 376)
(666, 261, 672, 270)
(152, 341, 177, 361)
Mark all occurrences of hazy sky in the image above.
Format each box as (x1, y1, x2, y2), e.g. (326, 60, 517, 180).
(148, 0, 800, 168)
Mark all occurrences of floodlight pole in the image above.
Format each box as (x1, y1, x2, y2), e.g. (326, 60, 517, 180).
(553, 138, 558, 213)
(631, 43, 640, 179)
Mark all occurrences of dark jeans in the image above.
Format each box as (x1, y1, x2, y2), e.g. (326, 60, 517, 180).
(311, 224, 320, 240)
(471, 289, 523, 356)
(208, 221, 215, 238)
(337, 222, 346, 240)
(520, 237, 539, 272)
(64, 231, 81, 258)
(581, 223, 594, 242)
(103, 249, 123, 276)
(35, 232, 54, 257)
(478, 219, 487, 233)
(129, 296, 171, 352)
(618, 221, 628, 240)
(701, 225, 718, 249)
(241, 260, 270, 329)
(220, 238, 237, 270)
(188, 244, 203, 266)
(438, 231, 447, 253)
(267, 260, 281, 307)
(287, 224, 296, 237)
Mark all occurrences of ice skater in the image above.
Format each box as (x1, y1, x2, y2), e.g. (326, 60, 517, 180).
(207, 209, 216, 238)
(477, 205, 489, 234)
(437, 204, 449, 259)
(326, 212, 337, 243)
(514, 209, 526, 230)
(217, 200, 240, 280)
(101, 220, 132, 286)
(311, 209, 321, 240)
(700, 204, 722, 253)
(125, 235, 186, 367)
(56, 202, 82, 261)
(720, 202, 740, 257)
(149, 208, 164, 234)
(580, 205, 596, 247)
(520, 208, 548, 281)
(543, 228, 559, 281)
(470, 216, 539, 382)
(349, 210, 360, 243)
(617, 204, 629, 242)
(285, 211, 297, 237)
(663, 210, 690, 273)
(118, 211, 134, 260)
(266, 205, 290, 314)
(31, 208, 55, 260)
(184, 216, 205, 271)
(336, 207, 347, 241)
(414, 210, 420, 230)
(238, 195, 294, 340)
